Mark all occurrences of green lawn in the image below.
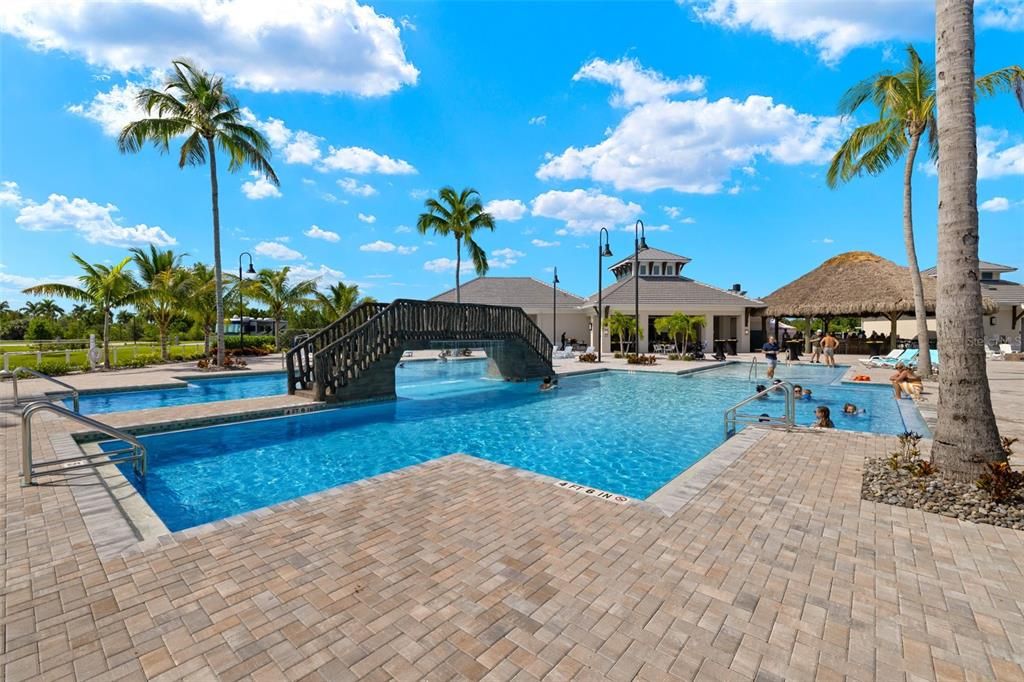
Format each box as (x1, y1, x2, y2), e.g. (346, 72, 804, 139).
(2, 343, 206, 370)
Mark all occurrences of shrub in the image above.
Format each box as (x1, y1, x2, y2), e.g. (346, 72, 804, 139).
(976, 438, 1023, 502)
(666, 353, 682, 361)
(223, 335, 275, 350)
(577, 352, 598, 363)
(626, 353, 657, 366)
(26, 318, 57, 341)
(886, 432, 934, 477)
(613, 352, 624, 359)
(35, 359, 90, 376)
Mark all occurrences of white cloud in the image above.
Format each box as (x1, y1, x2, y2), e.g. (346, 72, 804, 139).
(14, 192, 176, 246)
(978, 0, 1024, 30)
(283, 131, 323, 164)
(1, 0, 418, 96)
(318, 147, 416, 174)
(574, 57, 705, 107)
(275, 236, 291, 243)
(528, 115, 547, 126)
(680, 217, 697, 224)
(0, 268, 80, 294)
(683, 0, 933, 64)
(288, 263, 345, 286)
(530, 189, 643, 235)
(484, 199, 528, 222)
(241, 171, 282, 199)
(304, 224, 340, 242)
(360, 240, 417, 254)
(490, 247, 525, 269)
(254, 240, 303, 260)
(980, 197, 1010, 212)
(366, 273, 392, 279)
(423, 257, 474, 274)
(539, 65, 845, 194)
(337, 177, 377, 196)
(619, 223, 671, 232)
(409, 189, 430, 200)
(394, 225, 412, 233)
(531, 239, 560, 248)
(662, 206, 681, 219)
(66, 77, 156, 136)
(0, 181, 25, 206)
(978, 127, 1024, 180)
(357, 212, 376, 224)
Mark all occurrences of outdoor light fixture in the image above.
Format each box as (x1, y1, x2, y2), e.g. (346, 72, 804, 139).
(238, 252, 255, 352)
(634, 220, 647, 355)
(597, 227, 613, 362)
(553, 267, 560, 351)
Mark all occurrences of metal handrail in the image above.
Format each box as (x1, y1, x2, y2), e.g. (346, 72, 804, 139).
(723, 381, 795, 439)
(5, 367, 80, 413)
(21, 401, 146, 486)
(748, 357, 759, 382)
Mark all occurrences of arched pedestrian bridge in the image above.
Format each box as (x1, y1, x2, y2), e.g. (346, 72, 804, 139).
(286, 300, 555, 403)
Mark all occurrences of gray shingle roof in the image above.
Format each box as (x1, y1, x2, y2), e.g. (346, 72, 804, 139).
(981, 279, 1024, 305)
(581, 275, 765, 309)
(609, 247, 691, 271)
(921, 260, 1018, 276)
(430, 277, 586, 309)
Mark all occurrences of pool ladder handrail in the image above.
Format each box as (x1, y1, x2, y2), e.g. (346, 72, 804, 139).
(748, 357, 759, 382)
(723, 381, 796, 439)
(20, 401, 146, 486)
(4, 366, 80, 413)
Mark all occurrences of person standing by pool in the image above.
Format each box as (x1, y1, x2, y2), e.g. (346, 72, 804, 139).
(821, 331, 839, 367)
(762, 336, 779, 379)
(809, 332, 823, 364)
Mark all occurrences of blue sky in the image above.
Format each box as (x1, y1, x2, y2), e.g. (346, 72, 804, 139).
(1, 0, 1022, 307)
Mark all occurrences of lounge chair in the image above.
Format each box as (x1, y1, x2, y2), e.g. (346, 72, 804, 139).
(908, 349, 938, 373)
(985, 344, 1003, 360)
(870, 349, 918, 368)
(860, 349, 901, 367)
(1000, 343, 1014, 355)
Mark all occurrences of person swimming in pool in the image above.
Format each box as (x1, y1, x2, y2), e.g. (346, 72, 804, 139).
(793, 384, 803, 398)
(843, 403, 863, 415)
(802, 388, 813, 401)
(540, 376, 557, 391)
(814, 405, 834, 428)
(755, 384, 767, 398)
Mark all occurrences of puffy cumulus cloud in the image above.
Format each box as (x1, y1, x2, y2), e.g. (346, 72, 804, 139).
(337, 177, 377, 197)
(531, 239, 560, 248)
(0, 267, 80, 296)
(0, 180, 25, 206)
(1, 0, 418, 95)
(538, 89, 845, 194)
(574, 57, 705, 107)
(304, 224, 340, 242)
(359, 240, 417, 254)
(980, 197, 1011, 212)
(528, 115, 547, 126)
(357, 213, 377, 224)
(921, 127, 1024, 180)
(241, 171, 281, 200)
(483, 199, 528, 222)
(66, 77, 156, 136)
(288, 263, 345, 287)
(978, 0, 1024, 30)
(14, 192, 176, 246)
(682, 0, 933, 64)
(490, 248, 525, 269)
(254, 240, 303, 261)
(530, 189, 643, 236)
(423, 258, 474, 274)
(318, 146, 416, 175)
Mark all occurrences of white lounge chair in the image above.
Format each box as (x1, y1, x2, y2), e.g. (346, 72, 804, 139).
(1000, 343, 1013, 355)
(985, 344, 1003, 360)
(860, 349, 901, 367)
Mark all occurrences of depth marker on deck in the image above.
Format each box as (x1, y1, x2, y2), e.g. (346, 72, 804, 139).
(555, 480, 630, 504)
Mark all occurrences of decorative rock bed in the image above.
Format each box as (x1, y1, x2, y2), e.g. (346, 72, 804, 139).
(862, 458, 1024, 529)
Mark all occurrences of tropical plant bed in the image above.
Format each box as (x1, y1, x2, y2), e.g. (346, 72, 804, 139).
(861, 434, 1024, 530)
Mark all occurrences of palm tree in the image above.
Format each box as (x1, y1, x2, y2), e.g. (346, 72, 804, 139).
(22, 255, 139, 368)
(248, 267, 318, 350)
(314, 283, 375, 323)
(931, 0, 1006, 481)
(131, 246, 190, 360)
(604, 311, 641, 353)
(417, 187, 496, 303)
(0, 300, 11, 322)
(187, 263, 219, 354)
(654, 313, 706, 353)
(118, 58, 278, 367)
(827, 46, 1023, 376)
(130, 245, 186, 283)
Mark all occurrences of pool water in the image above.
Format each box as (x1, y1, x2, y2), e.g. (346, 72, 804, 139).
(109, 361, 926, 531)
(72, 372, 287, 414)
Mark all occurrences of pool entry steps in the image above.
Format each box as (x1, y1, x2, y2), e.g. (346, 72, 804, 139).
(287, 299, 555, 403)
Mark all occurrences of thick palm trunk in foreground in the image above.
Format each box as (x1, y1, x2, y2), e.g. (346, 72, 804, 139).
(207, 137, 226, 366)
(903, 131, 932, 376)
(932, 0, 1004, 481)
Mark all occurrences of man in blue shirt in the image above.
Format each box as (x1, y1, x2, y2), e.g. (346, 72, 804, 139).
(762, 336, 779, 379)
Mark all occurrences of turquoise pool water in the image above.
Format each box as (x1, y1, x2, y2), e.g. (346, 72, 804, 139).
(70, 372, 288, 414)
(109, 361, 925, 531)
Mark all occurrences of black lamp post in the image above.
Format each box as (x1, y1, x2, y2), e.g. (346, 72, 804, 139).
(238, 252, 255, 352)
(633, 219, 647, 355)
(597, 227, 613, 362)
(552, 267, 560, 350)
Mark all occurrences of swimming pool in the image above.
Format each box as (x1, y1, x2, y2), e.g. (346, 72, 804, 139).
(108, 361, 926, 531)
(72, 372, 287, 414)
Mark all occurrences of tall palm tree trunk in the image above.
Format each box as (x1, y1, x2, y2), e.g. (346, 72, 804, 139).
(455, 234, 462, 304)
(932, 0, 1004, 481)
(206, 137, 226, 366)
(903, 130, 932, 376)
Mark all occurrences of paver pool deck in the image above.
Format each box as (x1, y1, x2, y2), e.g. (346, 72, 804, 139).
(2, 356, 1023, 680)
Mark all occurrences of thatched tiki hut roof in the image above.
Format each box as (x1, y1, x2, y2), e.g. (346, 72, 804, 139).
(762, 251, 996, 350)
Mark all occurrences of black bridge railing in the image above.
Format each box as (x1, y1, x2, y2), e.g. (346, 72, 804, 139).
(286, 301, 388, 394)
(288, 299, 553, 401)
